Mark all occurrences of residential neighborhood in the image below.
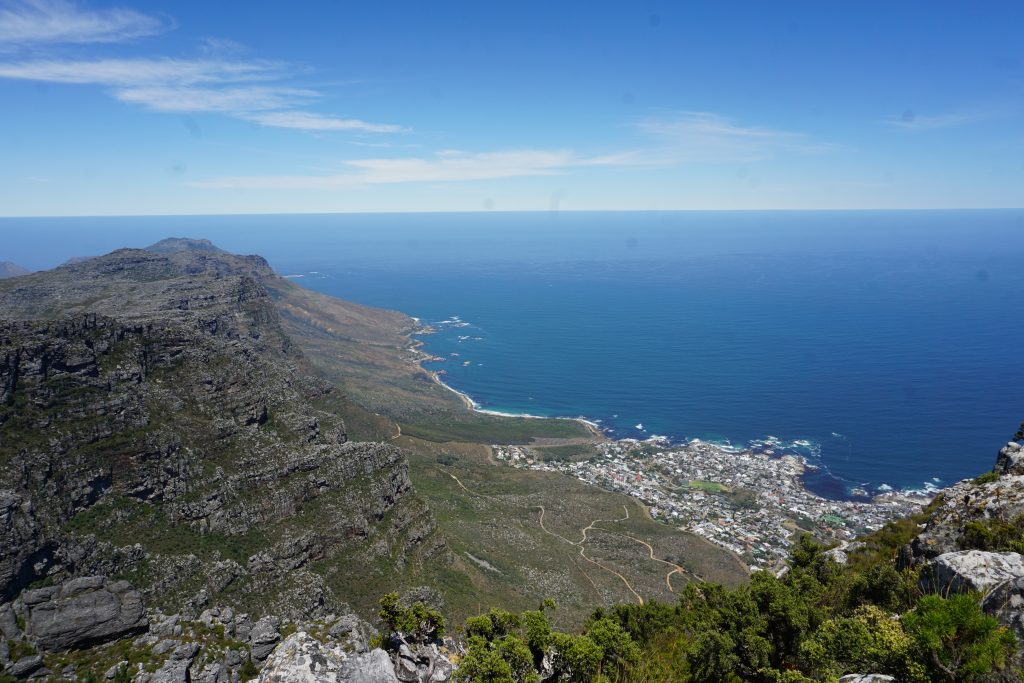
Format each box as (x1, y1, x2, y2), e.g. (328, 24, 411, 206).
(493, 437, 941, 571)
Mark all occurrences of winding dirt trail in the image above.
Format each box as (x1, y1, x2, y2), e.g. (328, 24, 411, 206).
(588, 526, 696, 592)
(438, 466, 686, 604)
(535, 504, 645, 604)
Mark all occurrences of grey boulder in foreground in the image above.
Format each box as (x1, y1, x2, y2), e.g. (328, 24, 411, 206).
(22, 576, 147, 651)
(983, 575, 1024, 643)
(258, 632, 399, 683)
(918, 550, 1024, 596)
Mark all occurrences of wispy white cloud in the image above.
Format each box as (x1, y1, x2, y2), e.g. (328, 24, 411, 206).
(115, 85, 316, 113)
(0, 7, 402, 134)
(190, 112, 833, 190)
(191, 149, 629, 189)
(0, 57, 280, 86)
(883, 110, 981, 130)
(634, 111, 836, 162)
(240, 110, 406, 133)
(0, 0, 168, 46)
(0, 56, 404, 132)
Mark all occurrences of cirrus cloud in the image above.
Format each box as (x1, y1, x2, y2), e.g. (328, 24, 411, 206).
(0, 4, 404, 135)
(634, 111, 838, 162)
(240, 110, 406, 134)
(190, 149, 633, 189)
(0, 0, 169, 46)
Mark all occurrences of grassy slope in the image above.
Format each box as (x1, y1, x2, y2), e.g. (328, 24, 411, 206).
(270, 276, 749, 626)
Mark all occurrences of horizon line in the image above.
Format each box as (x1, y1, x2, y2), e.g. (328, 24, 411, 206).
(1, 206, 1023, 220)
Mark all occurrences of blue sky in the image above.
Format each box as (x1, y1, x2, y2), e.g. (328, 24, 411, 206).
(0, 0, 1021, 215)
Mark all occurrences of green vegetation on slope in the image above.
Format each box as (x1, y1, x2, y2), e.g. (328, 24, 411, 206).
(419, 534, 1019, 683)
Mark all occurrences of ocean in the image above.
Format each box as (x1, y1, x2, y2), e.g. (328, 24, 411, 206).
(4, 210, 1023, 499)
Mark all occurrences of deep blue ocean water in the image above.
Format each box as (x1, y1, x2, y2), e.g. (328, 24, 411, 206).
(4, 210, 1023, 499)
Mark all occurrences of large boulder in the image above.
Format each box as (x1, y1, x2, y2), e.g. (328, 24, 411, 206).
(22, 576, 147, 651)
(249, 616, 282, 662)
(982, 575, 1024, 643)
(839, 676, 895, 683)
(258, 632, 399, 683)
(144, 642, 199, 683)
(919, 550, 1024, 596)
(391, 642, 453, 683)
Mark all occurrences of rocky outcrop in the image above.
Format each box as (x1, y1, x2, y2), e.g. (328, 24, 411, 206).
(982, 576, 1024, 643)
(996, 438, 1024, 476)
(145, 642, 199, 683)
(910, 425, 1024, 653)
(918, 550, 1024, 597)
(258, 632, 399, 683)
(390, 642, 453, 683)
(839, 676, 895, 683)
(911, 429, 1024, 562)
(0, 490, 47, 603)
(17, 576, 147, 651)
(250, 616, 283, 662)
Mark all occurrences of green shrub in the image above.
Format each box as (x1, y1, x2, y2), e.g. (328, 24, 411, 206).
(902, 593, 1018, 682)
(973, 471, 999, 485)
(377, 592, 446, 644)
(959, 513, 1024, 553)
(238, 659, 260, 681)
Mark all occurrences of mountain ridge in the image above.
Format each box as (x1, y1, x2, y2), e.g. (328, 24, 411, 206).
(0, 261, 31, 279)
(0, 244, 444, 618)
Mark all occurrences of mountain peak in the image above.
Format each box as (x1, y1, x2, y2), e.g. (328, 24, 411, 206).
(0, 261, 31, 279)
(145, 237, 226, 254)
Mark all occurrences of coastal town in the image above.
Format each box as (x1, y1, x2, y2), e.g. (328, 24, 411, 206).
(493, 436, 942, 571)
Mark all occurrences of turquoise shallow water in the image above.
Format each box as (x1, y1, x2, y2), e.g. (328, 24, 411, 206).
(4, 210, 1023, 499)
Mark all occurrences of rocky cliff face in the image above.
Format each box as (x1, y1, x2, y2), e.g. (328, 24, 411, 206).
(908, 422, 1024, 646)
(910, 424, 1024, 563)
(0, 245, 442, 619)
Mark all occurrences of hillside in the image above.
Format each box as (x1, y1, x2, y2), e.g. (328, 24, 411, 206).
(263, 263, 750, 622)
(0, 262, 30, 279)
(0, 245, 443, 620)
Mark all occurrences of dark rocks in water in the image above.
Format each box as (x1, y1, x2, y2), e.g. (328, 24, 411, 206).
(20, 576, 147, 652)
